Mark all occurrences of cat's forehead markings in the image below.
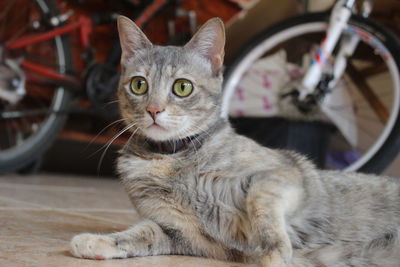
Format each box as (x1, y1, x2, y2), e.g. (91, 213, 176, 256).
(175, 68, 184, 77)
(149, 64, 158, 77)
(136, 66, 147, 74)
(125, 64, 147, 77)
(175, 68, 194, 80)
(165, 65, 173, 76)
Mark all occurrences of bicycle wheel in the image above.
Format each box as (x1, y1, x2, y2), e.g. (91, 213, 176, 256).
(0, 0, 72, 173)
(222, 12, 400, 174)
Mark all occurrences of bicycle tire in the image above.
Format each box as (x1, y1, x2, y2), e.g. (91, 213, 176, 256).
(0, 0, 73, 173)
(222, 12, 400, 174)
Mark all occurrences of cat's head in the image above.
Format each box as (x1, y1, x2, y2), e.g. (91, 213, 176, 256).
(117, 16, 225, 142)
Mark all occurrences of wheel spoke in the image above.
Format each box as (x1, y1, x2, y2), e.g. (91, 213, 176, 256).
(359, 63, 387, 77)
(0, 108, 54, 119)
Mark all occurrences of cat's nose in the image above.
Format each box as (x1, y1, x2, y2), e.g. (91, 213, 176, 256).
(146, 106, 165, 120)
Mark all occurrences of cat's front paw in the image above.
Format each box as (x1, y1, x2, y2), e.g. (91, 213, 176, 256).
(70, 233, 127, 260)
(249, 233, 292, 266)
(259, 250, 288, 267)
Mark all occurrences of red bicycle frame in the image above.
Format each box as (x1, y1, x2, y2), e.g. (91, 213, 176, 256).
(5, 0, 167, 89)
(6, 15, 92, 87)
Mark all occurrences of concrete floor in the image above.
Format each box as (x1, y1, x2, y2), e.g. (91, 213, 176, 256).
(0, 174, 248, 267)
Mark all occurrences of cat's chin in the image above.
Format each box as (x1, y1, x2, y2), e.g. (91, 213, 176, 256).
(143, 124, 176, 142)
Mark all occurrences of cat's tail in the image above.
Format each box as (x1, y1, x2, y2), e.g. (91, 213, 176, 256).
(289, 242, 400, 267)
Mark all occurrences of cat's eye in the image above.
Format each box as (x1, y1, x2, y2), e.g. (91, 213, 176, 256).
(173, 79, 193, 97)
(130, 76, 148, 95)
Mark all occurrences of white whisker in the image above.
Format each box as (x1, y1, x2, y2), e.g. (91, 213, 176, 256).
(89, 122, 136, 158)
(191, 124, 212, 138)
(106, 99, 121, 105)
(84, 118, 128, 151)
(95, 123, 137, 174)
(192, 135, 203, 147)
(122, 126, 141, 152)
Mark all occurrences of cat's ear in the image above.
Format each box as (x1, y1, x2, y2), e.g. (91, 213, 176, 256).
(117, 16, 152, 66)
(185, 18, 225, 75)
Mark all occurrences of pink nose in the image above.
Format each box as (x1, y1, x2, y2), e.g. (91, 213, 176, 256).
(146, 106, 165, 119)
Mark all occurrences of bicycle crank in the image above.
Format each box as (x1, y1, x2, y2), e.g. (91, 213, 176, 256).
(0, 46, 26, 104)
(281, 73, 334, 114)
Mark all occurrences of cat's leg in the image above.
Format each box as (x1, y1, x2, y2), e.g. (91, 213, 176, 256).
(246, 174, 301, 267)
(70, 219, 174, 260)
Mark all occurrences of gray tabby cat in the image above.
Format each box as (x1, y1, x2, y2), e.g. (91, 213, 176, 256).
(70, 16, 400, 267)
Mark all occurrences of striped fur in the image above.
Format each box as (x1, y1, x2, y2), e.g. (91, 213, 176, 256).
(70, 17, 400, 266)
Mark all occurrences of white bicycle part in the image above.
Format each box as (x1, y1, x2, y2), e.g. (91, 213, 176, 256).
(222, 13, 400, 173)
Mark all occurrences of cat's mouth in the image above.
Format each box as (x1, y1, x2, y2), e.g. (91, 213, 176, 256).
(148, 122, 165, 130)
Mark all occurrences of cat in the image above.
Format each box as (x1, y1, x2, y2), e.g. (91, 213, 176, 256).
(70, 16, 400, 267)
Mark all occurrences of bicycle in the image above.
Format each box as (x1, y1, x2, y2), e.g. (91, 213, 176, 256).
(222, 0, 400, 174)
(0, 0, 197, 173)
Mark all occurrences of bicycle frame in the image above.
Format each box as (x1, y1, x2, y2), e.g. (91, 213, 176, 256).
(4, 0, 167, 90)
(5, 15, 92, 87)
(299, 0, 373, 100)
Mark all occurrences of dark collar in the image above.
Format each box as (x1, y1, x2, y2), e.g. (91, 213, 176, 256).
(146, 135, 201, 154)
(124, 120, 228, 157)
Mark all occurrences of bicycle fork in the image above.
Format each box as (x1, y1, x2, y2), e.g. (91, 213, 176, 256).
(298, 0, 372, 100)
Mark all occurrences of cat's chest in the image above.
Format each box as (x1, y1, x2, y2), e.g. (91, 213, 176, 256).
(118, 153, 192, 207)
(119, 154, 204, 226)
(120, 154, 246, 207)
(120, 154, 177, 178)
(119, 154, 250, 244)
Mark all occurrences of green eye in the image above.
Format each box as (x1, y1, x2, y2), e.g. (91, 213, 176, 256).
(173, 79, 193, 97)
(130, 76, 148, 95)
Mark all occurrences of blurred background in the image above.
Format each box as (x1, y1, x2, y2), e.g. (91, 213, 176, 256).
(1, 0, 400, 176)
